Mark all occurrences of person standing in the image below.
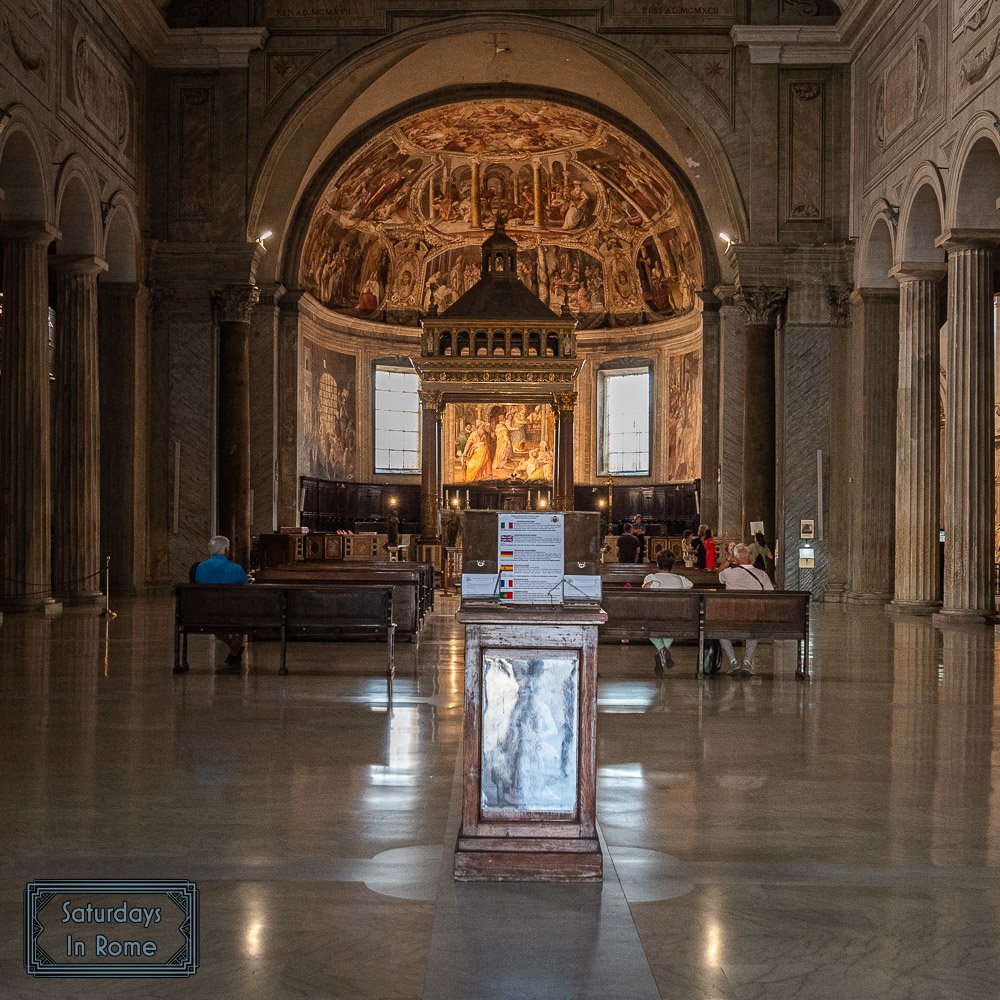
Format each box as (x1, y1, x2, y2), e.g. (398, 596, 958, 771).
(718, 542, 774, 676)
(692, 525, 707, 569)
(643, 551, 693, 672)
(616, 523, 641, 563)
(631, 514, 647, 562)
(749, 531, 774, 572)
(193, 535, 249, 671)
(704, 528, 718, 570)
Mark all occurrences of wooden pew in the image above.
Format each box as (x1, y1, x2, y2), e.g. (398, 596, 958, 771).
(599, 589, 702, 645)
(173, 584, 395, 684)
(256, 563, 425, 640)
(699, 591, 810, 679)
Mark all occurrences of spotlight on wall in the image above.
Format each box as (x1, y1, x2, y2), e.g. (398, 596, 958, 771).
(256, 229, 273, 249)
(451, 497, 460, 508)
(388, 496, 398, 508)
(597, 498, 607, 509)
(537, 497, 548, 510)
(719, 231, 734, 248)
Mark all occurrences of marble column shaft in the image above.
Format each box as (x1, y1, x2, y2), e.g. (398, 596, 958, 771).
(736, 287, 785, 546)
(52, 256, 107, 599)
(419, 389, 443, 541)
(213, 285, 259, 570)
(554, 392, 577, 511)
(98, 282, 149, 594)
(891, 266, 944, 612)
(846, 288, 899, 603)
(939, 238, 996, 620)
(1, 224, 60, 610)
(698, 293, 722, 529)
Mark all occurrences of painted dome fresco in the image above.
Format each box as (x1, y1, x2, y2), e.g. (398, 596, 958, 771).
(299, 98, 703, 329)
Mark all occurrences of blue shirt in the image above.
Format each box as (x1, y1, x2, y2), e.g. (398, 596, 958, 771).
(194, 553, 248, 585)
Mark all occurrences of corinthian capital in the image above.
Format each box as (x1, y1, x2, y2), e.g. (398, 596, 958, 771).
(734, 286, 786, 326)
(418, 388, 444, 410)
(553, 391, 578, 413)
(212, 284, 260, 324)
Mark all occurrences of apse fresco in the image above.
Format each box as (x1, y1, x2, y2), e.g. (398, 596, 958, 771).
(666, 351, 702, 483)
(300, 98, 702, 328)
(299, 339, 357, 481)
(443, 403, 555, 484)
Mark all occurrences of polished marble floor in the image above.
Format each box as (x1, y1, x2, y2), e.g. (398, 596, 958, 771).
(1, 596, 999, 998)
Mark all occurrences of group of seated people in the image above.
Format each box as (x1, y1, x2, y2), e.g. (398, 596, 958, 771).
(641, 534, 775, 677)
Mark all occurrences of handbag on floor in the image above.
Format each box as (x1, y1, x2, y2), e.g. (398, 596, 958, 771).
(702, 638, 722, 675)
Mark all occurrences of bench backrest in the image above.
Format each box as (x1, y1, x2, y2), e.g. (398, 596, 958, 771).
(600, 589, 702, 639)
(284, 585, 393, 627)
(176, 584, 285, 629)
(702, 591, 809, 639)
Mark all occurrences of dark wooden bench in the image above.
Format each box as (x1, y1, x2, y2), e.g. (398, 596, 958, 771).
(600, 589, 702, 644)
(256, 564, 425, 640)
(598, 588, 811, 679)
(699, 591, 810, 679)
(174, 584, 396, 683)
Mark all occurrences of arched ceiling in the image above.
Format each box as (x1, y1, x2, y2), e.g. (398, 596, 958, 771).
(299, 97, 703, 329)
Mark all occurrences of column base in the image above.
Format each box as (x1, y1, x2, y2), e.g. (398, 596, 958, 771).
(55, 591, 104, 608)
(885, 599, 942, 618)
(845, 592, 893, 606)
(820, 583, 848, 603)
(932, 608, 995, 627)
(1, 597, 63, 616)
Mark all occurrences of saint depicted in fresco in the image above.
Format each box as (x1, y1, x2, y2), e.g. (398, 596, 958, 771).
(299, 341, 357, 481)
(666, 350, 702, 482)
(299, 98, 702, 329)
(445, 403, 554, 483)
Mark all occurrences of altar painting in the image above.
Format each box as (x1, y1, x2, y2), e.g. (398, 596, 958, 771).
(445, 403, 554, 484)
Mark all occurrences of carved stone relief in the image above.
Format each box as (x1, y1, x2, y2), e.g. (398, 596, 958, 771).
(178, 87, 213, 221)
(671, 51, 734, 121)
(786, 80, 825, 223)
(3, 12, 47, 82)
(72, 32, 130, 153)
(870, 28, 934, 159)
(954, 0, 994, 38)
(959, 24, 1000, 87)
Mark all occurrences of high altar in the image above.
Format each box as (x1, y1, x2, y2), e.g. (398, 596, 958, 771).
(411, 218, 580, 562)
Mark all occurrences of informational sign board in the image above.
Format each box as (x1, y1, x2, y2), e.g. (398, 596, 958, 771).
(460, 511, 601, 604)
(496, 513, 565, 603)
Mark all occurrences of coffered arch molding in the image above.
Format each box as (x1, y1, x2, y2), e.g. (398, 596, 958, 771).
(248, 16, 746, 292)
(0, 105, 52, 225)
(948, 112, 1000, 231)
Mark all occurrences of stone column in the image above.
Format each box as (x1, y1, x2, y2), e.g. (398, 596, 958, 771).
(250, 284, 285, 536)
(212, 284, 260, 569)
(735, 286, 785, 546)
(532, 158, 543, 229)
(698, 290, 722, 529)
(418, 388, 443, 542)
(845, 287, 899, 604)
(98, 281, 149, 594)
(822, 285, 852, 602)
(889, 264, 945, 614)
(470, 161, 481, 229)
(146, 285, 175, 586)
(276, 291, 302, 529)
(0, 223, 61, 613)
(935, 232, 998, 623)
(52, 255, 108, 601)
(554, 391, 577, 511)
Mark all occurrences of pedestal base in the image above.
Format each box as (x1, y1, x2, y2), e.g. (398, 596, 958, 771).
(454, 836, 602, 882)
(885, 599, 941, 618)
(0, 597, 63, 616)
(932, 608, 995, 626)
(56, 591, 104, 608)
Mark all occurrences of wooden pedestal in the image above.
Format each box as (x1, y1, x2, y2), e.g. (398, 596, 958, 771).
(454, 603, 607, 881)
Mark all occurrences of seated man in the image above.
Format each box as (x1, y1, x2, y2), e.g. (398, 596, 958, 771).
(642, 551, 693, 673)
(194, 535, 248, 670)
(616, 523, 640, 563)
(718, 542, 774, 676)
